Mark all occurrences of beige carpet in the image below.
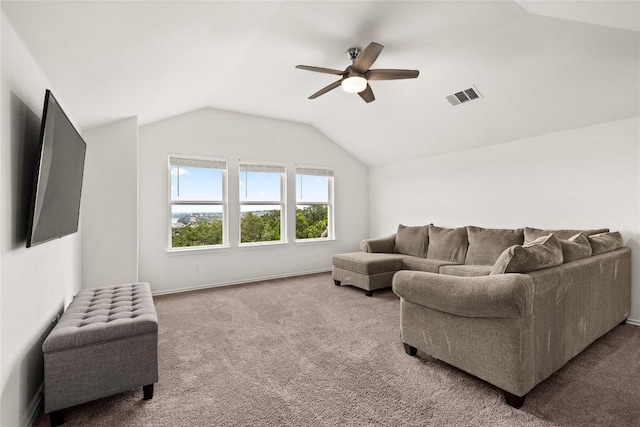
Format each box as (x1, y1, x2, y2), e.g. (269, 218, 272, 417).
(34, 272, 640, 426)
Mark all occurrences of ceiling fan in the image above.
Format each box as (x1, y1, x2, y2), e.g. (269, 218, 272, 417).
(296, 42, 419, 103)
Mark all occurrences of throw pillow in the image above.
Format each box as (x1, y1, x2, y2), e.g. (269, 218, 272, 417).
(490, 234, 563, 275)
(426, 225, 468, 263)
(524, 227, 609, 243)
(466, 226, 524, 265)
(394, 224, 430, 257)
(588, 231, 623, 255)
(560, 233, 592, 263)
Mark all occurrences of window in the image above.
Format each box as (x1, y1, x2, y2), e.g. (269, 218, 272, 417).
(296, 167, 333, 240)
(239, 163, 285, 244)
(169, 156, 227, 249)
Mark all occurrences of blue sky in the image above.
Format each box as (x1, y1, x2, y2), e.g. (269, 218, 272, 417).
(171, 166, 328, 216)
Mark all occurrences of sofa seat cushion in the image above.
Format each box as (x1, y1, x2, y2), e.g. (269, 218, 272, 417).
(394, 224, 430, 257)
(402, 256, 459, 273)
(466, 226, 524, 265)
(332, 252, 405, 275)
(439, 264, 493, 277)
(491, 234, 563, 275)
(524, 227, 609, 243)
(426, 226, 468, 263)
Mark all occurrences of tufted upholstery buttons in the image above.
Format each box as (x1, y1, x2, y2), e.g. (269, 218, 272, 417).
(42, 283, 158, 353)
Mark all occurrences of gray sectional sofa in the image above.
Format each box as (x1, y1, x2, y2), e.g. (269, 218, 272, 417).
(332, 224, 631, 407)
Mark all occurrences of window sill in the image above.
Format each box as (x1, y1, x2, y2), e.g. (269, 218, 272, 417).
(294, 238, 336, 245)
(166, 245, 230, 255)
(238, 241, 289, 250)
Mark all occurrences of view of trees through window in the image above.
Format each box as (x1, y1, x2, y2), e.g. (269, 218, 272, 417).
(296, 168, 332, 239)
(170, 157, 226, 248)
(169, 158, 333, 248)
(239, 165, 284, 244)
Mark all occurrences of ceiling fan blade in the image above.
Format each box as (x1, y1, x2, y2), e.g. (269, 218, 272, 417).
(296, 65, 344, 75)
(352, 42, 384, 73)
(309, 79, 342, 99)
(358, 84, 375, 103)
(366, 69, 420, 80)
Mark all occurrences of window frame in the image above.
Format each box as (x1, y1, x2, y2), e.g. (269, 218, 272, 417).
(167, 154, 228, 251)
(238, 161, 287, 246)
(295, 166, 334, 242)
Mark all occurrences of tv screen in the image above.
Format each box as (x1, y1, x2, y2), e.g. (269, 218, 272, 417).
(26, 90, 86, 248)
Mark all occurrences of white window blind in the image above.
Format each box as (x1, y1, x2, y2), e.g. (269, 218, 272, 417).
(170, 157, 227, 169)
(295, 166, 333, 177)
(240, 163, 286, 173)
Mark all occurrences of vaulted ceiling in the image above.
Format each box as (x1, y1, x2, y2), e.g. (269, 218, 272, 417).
(2, 1, 639, 166)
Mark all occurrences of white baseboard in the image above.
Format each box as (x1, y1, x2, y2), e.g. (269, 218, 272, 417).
(626, 318, 640, 326)
(152, 268, 331, 296)
(27, 382, 44, 427)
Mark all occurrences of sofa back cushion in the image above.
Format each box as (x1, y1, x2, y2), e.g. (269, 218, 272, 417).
(490, 234, 563, 275)
(524, 227, 609, 243)
(426, 226, 468, 263)
(394, 224, 430, 257)
(466, 226, 524, 265)
(588, 231, 623, 255)
(560, 233, 592, 263)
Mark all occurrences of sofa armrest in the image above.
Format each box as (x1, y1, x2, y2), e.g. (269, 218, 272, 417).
(360, 233, 396, 253)
(392, 270, 533, 318)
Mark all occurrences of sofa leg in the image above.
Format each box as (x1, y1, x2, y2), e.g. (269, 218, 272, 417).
(365, 290, 373, 297)
(333, 279, 341, 286)
(143, 384, 154, 400)
(620, 318, 627, 326)
(403, 343, 417, 356)
(50, 409, 64, 427)
(504, 391, 525, 409)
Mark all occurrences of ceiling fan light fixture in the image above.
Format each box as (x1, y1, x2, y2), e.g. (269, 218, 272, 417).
(341, 76, 367, 93)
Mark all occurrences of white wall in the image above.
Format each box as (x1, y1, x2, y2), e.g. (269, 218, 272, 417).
(370, 117, 640, 322)
(138, 108, 368, 293)
(81, 117, 138, 288)
(0, 14, 81, 426)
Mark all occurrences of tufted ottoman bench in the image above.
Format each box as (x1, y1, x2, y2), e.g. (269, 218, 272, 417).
(42, 283, 158, 426)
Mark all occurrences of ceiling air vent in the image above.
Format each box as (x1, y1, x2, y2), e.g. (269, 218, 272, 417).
(446, 86, 482, 106)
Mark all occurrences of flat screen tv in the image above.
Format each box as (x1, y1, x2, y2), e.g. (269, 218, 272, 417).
(26, 89, 86, 248)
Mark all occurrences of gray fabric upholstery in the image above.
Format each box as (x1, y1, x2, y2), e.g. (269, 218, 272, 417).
(439, 264, 492, 277)
(393, 271, 533, 318)
(43, 284, 158, 352)
(466, 226, 524, 265)
(490, 234, 563, 275)
(394, 224, 430, 257)
(426, 226, 468, 263)
(398, 298, 535, 396)
(524, 227, 609, 243)
(560, 233, 592, 263)
(588, 231, 623, 255)
(43, 283, 158, 413)
(402, 256, 458, 273)
(392, 247, 631, 398)
(332, 252, 405, 275)
(360, 234, 396, 253)
(527, 248, 630, 387)
(332, 266, 396, 291)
